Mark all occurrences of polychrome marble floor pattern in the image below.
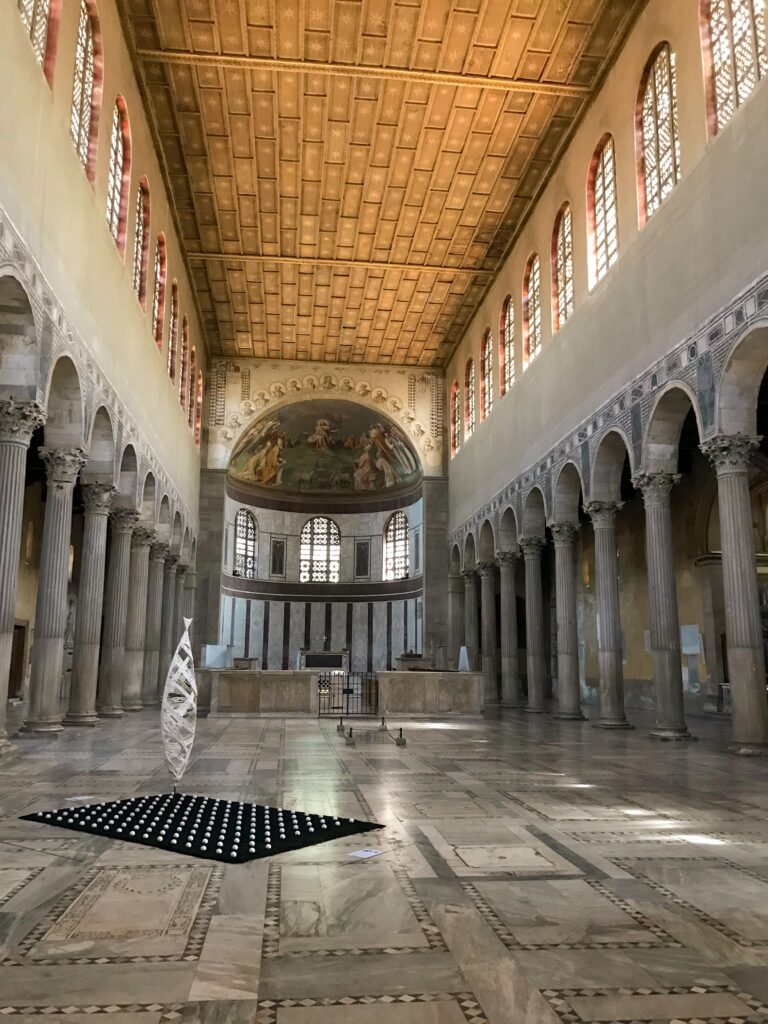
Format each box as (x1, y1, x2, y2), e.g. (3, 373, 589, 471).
(1, 709, 768, 1023)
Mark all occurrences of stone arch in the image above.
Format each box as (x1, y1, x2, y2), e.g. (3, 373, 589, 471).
(499, 506, 519, 551)
(81, 405, 115, 483)
(643, 383, 703, 473)
(521, 487, 547, 538)
(115, 444, 138, 508)
(552, 461, 584, 524)
(0, 272, 39, 400)
(191, 538, 197, 567)
(478, 519, 495, 562)
(589, 429, 634, 503)
(44, 355, 85, 447)
(450, 543, 462, 574)
(170, 510, 184, 555)
(156, 495, 171, 543)
(138, 470, 156, 524)
(463, 532, 477, 570)
(716, 323, 768, 436)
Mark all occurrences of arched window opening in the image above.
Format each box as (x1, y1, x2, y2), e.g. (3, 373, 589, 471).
(703, 0, 767, 134)
(70, 0, 102, 180)
(480, 330, 493, 420)
(151, 234, 166, 348)
(383, 511, 410, 581)
(132, 179, 150, 307)
(553, 205, 574, 329)
(523, 254, 542, 366)
(195, 371, 203, 448)
(450, 381, 461, 457)
(464, 359, 476, 438)
(300, 517, 340, 583)
(167, 282, 179, 381)
(188, 348, 197, 428)
(105, 98, 131, 252)
(500, 296, 515, 396)
(179, 317, 190, 408)
(639, 45, 681, 221)
(588, 135, 619, 285)
(17, 0, 60, 81)
(233, 509, 257, 579)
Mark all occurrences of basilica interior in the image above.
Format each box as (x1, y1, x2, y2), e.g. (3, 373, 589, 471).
(1, 0, 768, 1021)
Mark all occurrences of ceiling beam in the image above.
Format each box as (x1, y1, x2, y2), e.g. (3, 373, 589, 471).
(187, 251, 493, 276)
(136, 48, 591, 98)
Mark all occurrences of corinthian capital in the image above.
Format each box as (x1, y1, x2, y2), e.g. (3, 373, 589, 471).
(632, 471, 680, 508)
(39, 445, 88, 484)
(520, 535, 546, 558)
(132, 526, 155, 548)
(0, 399, 46, 445)
(477, 560, 497, 578)
(700, 434, 761, 474)
(497, 550, 518, 570)
(81, 483, 115, 515)
(110, 508, 140, 532)
(549, 521, 579, 546)
(150, 540, 170, 561)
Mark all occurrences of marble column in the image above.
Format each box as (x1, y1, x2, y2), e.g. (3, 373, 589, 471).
(550, 522, 584, 720)
(633, 472, 692, 740)
(478, 561, 499, 703)
(0, 400, 46, 750)
(584, 501, 631, 728)
(462, 570, 479, 671)
(142, 541, 167, 706)
(157, 554, 178, 692)
(23, 446, 87, 735)
(173, 563, 189, 643)
(64, 483, 114, 725)
(498, 551, 524, 707)
(521, 536, 547, 713)
(97, 509, 138, 717)
(122, 527, 153, 711)
(701, 435, 768, 753)
(448, 572, 464, 669)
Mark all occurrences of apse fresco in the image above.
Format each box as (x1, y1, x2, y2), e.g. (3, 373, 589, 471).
(228, 400, 420, 495)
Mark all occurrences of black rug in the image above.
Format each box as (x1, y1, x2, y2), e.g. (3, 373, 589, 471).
(21, 793, 384, 863)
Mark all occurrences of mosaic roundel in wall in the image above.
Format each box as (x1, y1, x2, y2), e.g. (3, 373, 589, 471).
(228, 400, 421, 496)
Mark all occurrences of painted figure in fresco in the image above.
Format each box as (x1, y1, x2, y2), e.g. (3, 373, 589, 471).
(242, 434, 286, 485)
(307, 418, 336, 450)
(353, 448, 378, 490)
(375, 453, 397, 488)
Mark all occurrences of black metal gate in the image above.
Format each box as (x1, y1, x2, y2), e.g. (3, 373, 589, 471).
(318, 672, 378, 716)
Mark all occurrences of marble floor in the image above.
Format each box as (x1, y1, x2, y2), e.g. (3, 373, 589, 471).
(1, 707, 768, 1023)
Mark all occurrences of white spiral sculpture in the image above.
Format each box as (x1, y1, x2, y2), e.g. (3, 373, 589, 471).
(161, 617, 197, 790)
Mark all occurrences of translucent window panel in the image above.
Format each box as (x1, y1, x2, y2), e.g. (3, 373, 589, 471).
(383, 511, 410, 581)
(18, 0, 51, 66)
(525, 255, 542, 363)
(105, 104, 125, 243)
(501, 298, 515, 395)
(481, 332, 493, 419)
(299, 518, 341, 583)
(70, 0, 95, 169)
(555, 207, 575, 326)
(642, 46, 681, 218)
(465, 361, 476, 437)
(592, 138, 619, 282)
(451, 383, 461, 456)
(709, 0, 767, 132)
(234, 509, 257, 579)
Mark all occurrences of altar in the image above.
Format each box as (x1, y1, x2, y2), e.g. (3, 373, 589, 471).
(298, 649, 350, 670)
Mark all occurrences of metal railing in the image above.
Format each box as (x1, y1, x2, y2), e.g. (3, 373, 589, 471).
(318, 671, 378, 717)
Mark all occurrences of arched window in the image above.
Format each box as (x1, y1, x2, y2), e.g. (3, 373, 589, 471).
(70, 0, 102, 180)
(523, 254, 542, 365)
(132, 179, 150, 307)
(552, 205, 574, 329)
(195, 370, 203, 448)
(638, 45, 681, 222)
(588, 135, 619, 285)
(450, 381, 461, 456)
(233, 509, 257, 579)
(500, 296, 515, 396)
(480, 330, 493, 420)
(464, 359, 476, 438)
(151, 234, 166, 347)
(17, 0, 60, 81)
(300, 517, 340, 583)
(167, 282, 179, 381)
(105, 97, 131, 252)
(179, 317, 190, 408)
(383, 511, 410, 581)
(188, 348, 197, 428)
(702, 0, 767, 134)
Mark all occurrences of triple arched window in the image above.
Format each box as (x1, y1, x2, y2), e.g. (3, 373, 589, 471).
(500, 297, 515, 396)
(639, 45, 681, 221)
(300, 517, 340, 583)
(480, 331, 493, 420)
(234, 509, 257, 579)
(70, 0, 101, 180)
(105, 98, 130, 251)
(553, 205, 574, 329)
(450, 381, 461, 457)
(523, 254, 542, 365)
(383, 511, 410, 581)
(464, 360, 476, 437)
(704, 0, 767, 133)
(132, 181, 150, 306)
(589, 135, 619, 285)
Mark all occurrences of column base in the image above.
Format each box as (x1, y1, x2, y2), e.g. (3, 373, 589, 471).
(592, 718, 634, 729)
(142, 697, 160, 707)
(649, 727, 696, 741)
(18, 720, 63, 736)
(0, 736, 15, 756)
(97, 707, 124, 718)
(553, 710, 586, 720)
(484, 698, 501, 706)
(63, 713, 99, 727)
(122, 702, 144, 712)
(501, 700, 526, 709)
(524, 706, 547, 714)
(728, 741, 768, 756)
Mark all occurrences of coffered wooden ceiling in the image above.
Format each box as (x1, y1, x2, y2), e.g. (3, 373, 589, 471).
(119, 0, 646, 366)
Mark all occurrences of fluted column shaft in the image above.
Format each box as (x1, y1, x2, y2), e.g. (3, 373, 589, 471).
(448, 573, 464, 669)
(0, 401, 45, 748)
(633, 472, 691, 740)
(521, 536, 547, 713)
(702, 435, 768, 753)
(183, 569, 197, 654)
(550, 523, 584, 720)
(24, 447, 86, 734)
(585, 501, 631, 728)
(123, 528, 153, 711)
(499, 552, 523, 707)
(478, 562, 499, 703)
(462, 571, 479, 672)
(97, 509, 138, 717)
(173, 564, 188, 644)
(142, 543, 167, 705)
(157, 555, 178, 692)
(65, 484, 114, 725)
